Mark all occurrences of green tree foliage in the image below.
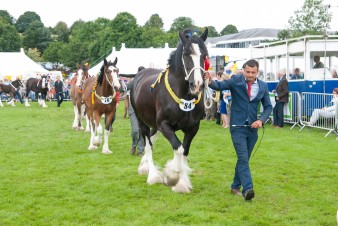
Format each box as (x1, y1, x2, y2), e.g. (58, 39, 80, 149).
(26, 48, 43, 62)
(52, 22, 69, 43)
(144, 14, 164, 30)
(15, 11, 41, 33)
(220, 24, 238, 36)
(22, 21, 52, 53)
(0, 10, 14, 25)
(140, 14, 166, 48)
(43, 42, 64, 65)
(0, 21, 21, 51)
(287, 0, 332, 37)
(277, 29, 291, 40)
(109, 12, 142, 48)
(60, 41, 88, 70)
(169, 17, 195, 33)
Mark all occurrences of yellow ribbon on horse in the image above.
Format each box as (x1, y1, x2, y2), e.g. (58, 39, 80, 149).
(92, 81, 98, 105)
(151, 65, 202, 106)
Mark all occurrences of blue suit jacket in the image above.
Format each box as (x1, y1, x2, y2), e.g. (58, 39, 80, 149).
(209, 75, 272, 127)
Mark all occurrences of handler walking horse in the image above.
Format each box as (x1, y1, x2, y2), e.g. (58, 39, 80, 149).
(131, 28, 209, 193)
(0, 79, 23, 107)
(24, 75, 50, 107)
(82, 58, 121, 154)
(70, 63, 90, 131)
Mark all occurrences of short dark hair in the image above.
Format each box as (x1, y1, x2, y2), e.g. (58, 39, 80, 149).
(243, 59, 259, 70)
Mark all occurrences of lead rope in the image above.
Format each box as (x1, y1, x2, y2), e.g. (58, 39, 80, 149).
(203, 78, 215, 109)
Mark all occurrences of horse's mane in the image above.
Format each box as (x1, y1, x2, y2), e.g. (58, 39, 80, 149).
(168, 35, 208, 73)
(97, 60, 114, 85)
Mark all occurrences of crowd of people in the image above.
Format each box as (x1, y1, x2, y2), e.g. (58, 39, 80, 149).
(0, 75, 72, 106)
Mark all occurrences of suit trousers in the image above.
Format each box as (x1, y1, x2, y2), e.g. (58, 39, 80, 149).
(129, 111, 145, 152)
(230, 127, 258, 193)
(273, 101, 285, 127)
(55, 92, 64, 107)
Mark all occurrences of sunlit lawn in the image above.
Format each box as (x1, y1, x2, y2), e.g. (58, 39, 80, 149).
(0, 101, 337, 225)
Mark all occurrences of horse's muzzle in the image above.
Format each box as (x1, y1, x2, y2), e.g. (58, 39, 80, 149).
(189, 82, 203, 95)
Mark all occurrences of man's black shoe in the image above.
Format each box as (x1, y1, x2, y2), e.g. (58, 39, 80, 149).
(243, 189, 255, 201)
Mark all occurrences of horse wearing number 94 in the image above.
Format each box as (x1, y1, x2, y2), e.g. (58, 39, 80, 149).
(130, 28, 209, 193)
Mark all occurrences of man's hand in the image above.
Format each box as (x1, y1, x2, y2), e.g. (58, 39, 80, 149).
(203, 72, 213, 85)
(251, 120, 263, 129)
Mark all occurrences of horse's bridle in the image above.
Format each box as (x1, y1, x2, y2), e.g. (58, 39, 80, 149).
(181, 54, 205, 81)
(105, 66, 119, 90)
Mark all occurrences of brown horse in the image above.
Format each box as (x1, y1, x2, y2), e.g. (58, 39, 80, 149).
(70, 64, 90, 131)
(0, 79, 23, 107)
(82, 58, 121, 154)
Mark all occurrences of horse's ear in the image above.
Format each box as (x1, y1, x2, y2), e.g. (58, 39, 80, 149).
(112, 57, 118, 66)
(179, 31, 187, 44)
(77, 64, 81, 69)
(200, 28, 208, 42)
(104, 58, 108, 66)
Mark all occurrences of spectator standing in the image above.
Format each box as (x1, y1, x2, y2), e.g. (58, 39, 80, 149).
(54, 75, 64, 107)
(313, 56, 324, 68)
(272, 69, 289, 128)
(127, 66, 145, 157)
(11, 77, 23, 104)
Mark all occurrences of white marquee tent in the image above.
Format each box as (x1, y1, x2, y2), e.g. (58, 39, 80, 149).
(89, 43, 175, 76)
(88, 43, 251, 77)
(0, 48, 48, 81)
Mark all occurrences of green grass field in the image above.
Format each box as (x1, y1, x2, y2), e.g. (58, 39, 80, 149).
(0, 101, 337, 225)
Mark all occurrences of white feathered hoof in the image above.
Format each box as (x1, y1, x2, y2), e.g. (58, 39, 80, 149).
(163, 160, 180, 186)
(93, 136, 101, 146)
(163, 168, 180, 187)
(88, 144, 98, 150)
(138, 157, 149, 175)
(172, 179, 192, 193)
(102, 149, 112, 155)
(147, 168, 164, 185)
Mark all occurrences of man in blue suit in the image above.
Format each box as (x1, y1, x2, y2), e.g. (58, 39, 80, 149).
(205, 59, 272, 201)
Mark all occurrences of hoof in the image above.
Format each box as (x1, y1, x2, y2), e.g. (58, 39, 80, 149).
(102, 149, 112, 155)
(172, 184, 192, 193)
(147, 170, 164, 185)
(88, 145, 98, 150)
(93, 136, 101, 146)
(163, 170, 180, 187)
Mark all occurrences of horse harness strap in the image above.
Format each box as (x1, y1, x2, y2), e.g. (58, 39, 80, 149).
(91, 80, 116, 105)
(151, 66, 202, 112)
(10, 83, 16, 90)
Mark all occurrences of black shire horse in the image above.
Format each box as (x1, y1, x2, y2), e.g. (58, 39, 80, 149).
(24, 75, 50, 107)
(0, 79, 23, 107)
(131, 28, 209, 193)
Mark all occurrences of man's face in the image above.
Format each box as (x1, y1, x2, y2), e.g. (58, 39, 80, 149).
(243, 65, 258, 83)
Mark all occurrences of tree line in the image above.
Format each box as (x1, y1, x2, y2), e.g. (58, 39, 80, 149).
(0, 0, 335, 70)
(0, 10, 239, 70)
